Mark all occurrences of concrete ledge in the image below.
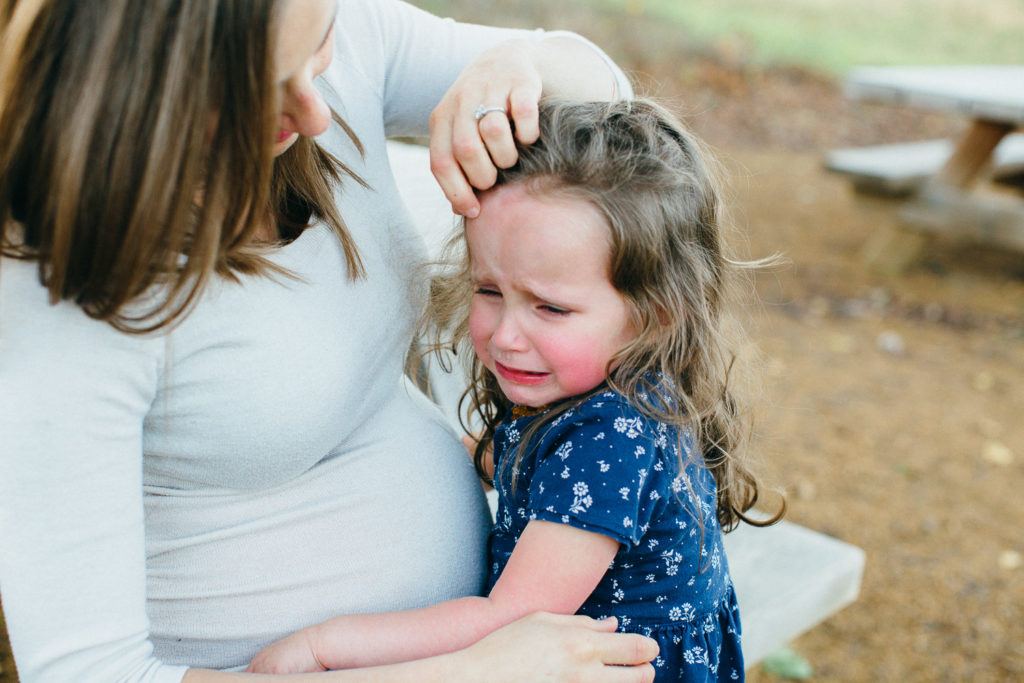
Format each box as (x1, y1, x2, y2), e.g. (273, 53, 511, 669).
(723, 520, 865, 666)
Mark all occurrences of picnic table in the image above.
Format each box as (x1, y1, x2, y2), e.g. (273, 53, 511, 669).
(827, 66, 1024, 262)
(387, 140, 866, 669)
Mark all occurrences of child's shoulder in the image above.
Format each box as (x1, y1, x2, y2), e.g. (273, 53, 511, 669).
(572, 385, 680, 429)
(554, 387, 642, 428)
(576, 386, 636, 414)
(546, 387, 680, 447)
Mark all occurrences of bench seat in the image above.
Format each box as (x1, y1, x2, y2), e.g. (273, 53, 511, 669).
(825, 133, 1024, 196)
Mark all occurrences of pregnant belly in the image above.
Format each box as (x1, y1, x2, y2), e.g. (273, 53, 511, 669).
(143, 387, 490, 669)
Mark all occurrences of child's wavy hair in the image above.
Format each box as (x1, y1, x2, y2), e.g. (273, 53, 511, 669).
(426, 98, 783, 531)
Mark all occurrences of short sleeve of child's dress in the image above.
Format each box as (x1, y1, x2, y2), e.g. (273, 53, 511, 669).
(524, 398, 668, 548)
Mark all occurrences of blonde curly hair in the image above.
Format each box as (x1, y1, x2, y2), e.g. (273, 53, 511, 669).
(425, 98, 783, 531)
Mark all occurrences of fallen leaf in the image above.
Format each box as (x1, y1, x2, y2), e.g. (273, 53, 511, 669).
(982, 441, 1014, 466)
(972, 371, 995, 392)
(998, 550, 1022, 570)
(762, 646, 813, 680)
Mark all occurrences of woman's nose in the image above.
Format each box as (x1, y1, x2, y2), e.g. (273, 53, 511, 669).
(281, 80, 330, 137)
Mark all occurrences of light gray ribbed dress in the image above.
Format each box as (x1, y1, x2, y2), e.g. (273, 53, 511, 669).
(0, 1, 630, 680)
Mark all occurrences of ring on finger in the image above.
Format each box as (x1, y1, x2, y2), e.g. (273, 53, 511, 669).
(474, 104, 508, 122)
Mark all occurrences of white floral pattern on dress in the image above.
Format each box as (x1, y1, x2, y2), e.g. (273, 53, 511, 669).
(486, 388, 743, 681)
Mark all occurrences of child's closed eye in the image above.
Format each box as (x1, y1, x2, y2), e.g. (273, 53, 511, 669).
(538, 303, 571, 315)
(474, 286, 501, 298)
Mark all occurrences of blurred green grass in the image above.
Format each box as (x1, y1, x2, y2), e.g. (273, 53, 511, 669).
(596, 0, 1024, 73)
(422, 0, 1024, 75)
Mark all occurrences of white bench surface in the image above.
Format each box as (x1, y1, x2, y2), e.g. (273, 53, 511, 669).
(388, 140, 866, 668)
(722, 518, 865, 666)
(825, 133, 1024, 194)
(844, 65, 1024, 125)
(486, 488, 865, 669)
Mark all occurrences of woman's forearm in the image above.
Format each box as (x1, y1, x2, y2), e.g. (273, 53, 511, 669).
(183, 655, 465, 682)
(533, 35, 628, 101)
(196, 613, 658, 682)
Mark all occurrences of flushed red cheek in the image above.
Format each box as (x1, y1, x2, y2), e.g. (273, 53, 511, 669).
(547, 348, 609, 394)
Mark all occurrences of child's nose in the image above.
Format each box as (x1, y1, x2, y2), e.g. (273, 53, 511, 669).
(491, 312, 527, 352)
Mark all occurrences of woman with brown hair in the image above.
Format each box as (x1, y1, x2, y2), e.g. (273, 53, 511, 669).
(0, 0, 657, 681)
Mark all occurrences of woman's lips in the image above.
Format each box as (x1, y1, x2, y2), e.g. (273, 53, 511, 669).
(276, 130, 296, 143)
(495, 361, 550, 385)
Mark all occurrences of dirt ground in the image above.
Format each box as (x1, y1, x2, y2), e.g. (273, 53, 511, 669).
(2, 3, 1022, 681)
(623, 13, 1024, 683)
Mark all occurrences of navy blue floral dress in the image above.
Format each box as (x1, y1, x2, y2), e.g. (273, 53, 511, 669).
(486, 388, 744, 682)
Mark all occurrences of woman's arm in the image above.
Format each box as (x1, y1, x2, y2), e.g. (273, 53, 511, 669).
(0, 263, 185, 682)
(330, 0, 630, 217)
(187, 613, 655, 682)
(247, 520, 620, 673)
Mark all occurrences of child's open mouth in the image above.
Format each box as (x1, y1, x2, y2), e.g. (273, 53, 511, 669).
(495, 362, 550, 385)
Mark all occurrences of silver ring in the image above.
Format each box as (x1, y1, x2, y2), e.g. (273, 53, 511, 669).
(474, 104, 507, 122)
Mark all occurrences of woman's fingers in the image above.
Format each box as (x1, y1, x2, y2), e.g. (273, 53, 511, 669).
(477, 107, 517, 169)
(595, 629, 660, 667)
(597, 662, 657, 683)
(580, 617, 659, 670)
(449, 101, 502, 188)
(507, 85, 541, 146)
(454, 612, 658, 682)
(429, 121, 479, 216)
(429, 40, 544, 216)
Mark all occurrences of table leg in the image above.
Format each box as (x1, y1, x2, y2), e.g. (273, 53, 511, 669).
(935, 119, 1015, 189)
(896, 120, 1024, 254)
(869, 120, 1024, 269)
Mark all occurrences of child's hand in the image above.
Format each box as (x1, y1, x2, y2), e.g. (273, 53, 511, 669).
(245, 628, 326, 674)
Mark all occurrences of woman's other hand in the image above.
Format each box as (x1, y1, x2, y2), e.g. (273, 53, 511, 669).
(449, 612, 658, 682)
(429, 37, 620, 218)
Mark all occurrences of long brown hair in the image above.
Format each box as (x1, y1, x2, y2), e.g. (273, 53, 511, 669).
(0, 0, 363, 332)
(427, 99, 783, 531)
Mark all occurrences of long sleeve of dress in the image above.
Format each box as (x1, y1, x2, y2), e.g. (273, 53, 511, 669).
(0, 261, 184, 683)
(331, 0, 632, 139)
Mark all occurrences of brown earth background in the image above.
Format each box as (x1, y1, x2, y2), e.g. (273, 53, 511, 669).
(2, 1, 1022, 681)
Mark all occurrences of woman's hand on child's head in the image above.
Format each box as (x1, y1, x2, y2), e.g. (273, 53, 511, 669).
(450, 612, 658, 682)
(429, 39, 543, 218)
(245, 627, 326, 675)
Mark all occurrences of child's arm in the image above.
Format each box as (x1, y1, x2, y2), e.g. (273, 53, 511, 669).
(247, 520, 619, 674)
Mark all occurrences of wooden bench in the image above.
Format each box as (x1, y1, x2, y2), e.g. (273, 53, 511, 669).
(388, 140, 866, 669)
(825, 133, 1024, 196)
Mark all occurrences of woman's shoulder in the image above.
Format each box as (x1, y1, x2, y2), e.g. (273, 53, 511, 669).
(0, 257, 165, 366)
